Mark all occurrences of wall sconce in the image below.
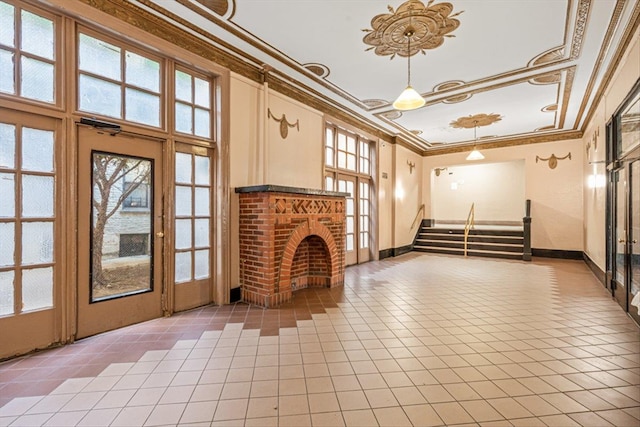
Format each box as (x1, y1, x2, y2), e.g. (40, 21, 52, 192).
(407, 160, 416, 174)
(434, 167, 448, 176)
(536, 152, 571, 169)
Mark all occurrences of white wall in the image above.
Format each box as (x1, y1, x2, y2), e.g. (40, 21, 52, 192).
(423, 139, 584, 251)
(377, 140, 394, 251)
(431, 160, 526, 223)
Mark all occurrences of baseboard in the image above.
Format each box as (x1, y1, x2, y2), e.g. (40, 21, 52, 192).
(532, 248, 583, 260)
(230, 287, 241, 303)
(379, 248, 394, 260)
(583, 253, 606, 286)
(392, 245, 413, 257)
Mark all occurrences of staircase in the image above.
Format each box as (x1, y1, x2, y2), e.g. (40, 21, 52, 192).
(413, 225, 525, 260)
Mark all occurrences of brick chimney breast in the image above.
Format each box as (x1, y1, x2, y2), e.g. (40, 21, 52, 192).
(236, 185, 347, 308)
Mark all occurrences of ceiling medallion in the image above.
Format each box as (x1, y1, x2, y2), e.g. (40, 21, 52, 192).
(450, 113, 502, 129)
(362, 0, 463, 58)
(303, 63, 330, 78)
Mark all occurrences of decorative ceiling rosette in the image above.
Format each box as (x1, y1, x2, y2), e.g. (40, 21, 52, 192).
(362, 0, 463, 59)
(450, 113, 502, 129)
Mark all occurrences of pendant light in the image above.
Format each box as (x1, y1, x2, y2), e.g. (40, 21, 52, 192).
(392, 23, 425, 111)
(466, 120, 485, 160)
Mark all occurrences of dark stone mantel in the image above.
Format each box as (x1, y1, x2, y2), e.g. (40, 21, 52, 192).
(235, 184, 348, 198)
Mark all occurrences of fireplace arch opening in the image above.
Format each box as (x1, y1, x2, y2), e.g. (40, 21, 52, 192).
(290, 235, 332, 290)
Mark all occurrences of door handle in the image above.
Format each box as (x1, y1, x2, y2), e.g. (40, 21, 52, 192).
(619, 239, 625, 243)
(156, 232, 164, 238)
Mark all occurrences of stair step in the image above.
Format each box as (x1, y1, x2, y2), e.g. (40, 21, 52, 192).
(417, 234, 524, 244)
(414, 240, 523, 253)
(420, 227, 523, 237)
(413, 247, 524, 260)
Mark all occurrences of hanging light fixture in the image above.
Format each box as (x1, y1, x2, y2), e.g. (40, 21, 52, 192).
(466, 120, 485, 161)
(392, 22, 425, 111)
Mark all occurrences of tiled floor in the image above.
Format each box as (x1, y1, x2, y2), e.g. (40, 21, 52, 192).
(1, 253, 639, 426)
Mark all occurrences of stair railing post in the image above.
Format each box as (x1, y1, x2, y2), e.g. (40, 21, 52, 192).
(464, 203, 475, 257)
(523, 199, 532, 261)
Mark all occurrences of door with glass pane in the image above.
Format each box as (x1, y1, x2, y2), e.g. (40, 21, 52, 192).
(0, 112, 60, 359)
(358, 180, 371, 263)
(77, 127, 164, 339)
(628, 160, 640, 324)
(612, 167, 628, 311)
(174, 144, 213, 311)
(338, 176, 357, 265)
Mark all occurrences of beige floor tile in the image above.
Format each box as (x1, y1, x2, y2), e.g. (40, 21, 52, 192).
(432, 401, 474, 425)
(279, 413, 312, 426)
(417, 384, 455, 403)
(540, 393, 588, 413)
(363, 389, 398, 408)
(390, 386, 427, 405)
(514, 395, 561, 416)
(403, 403, 443, 426)
(468, 381, 508, 399)
(278, 394, 310, 416)
(493, 378, 534, 396)
(307, 377, 335, 394)
(279, 378, 307, 396)
(460, 399, 504, 422)
(336, 391, 369, 411)
(356, 373, 387, 390)
(591, 387, 640, 408)
(443, 383, 482, 401)
(145, 402, 186, 426)
(538, 413, 581, 426)
(245, 396, 278, 419)
(565, 390, 616, 411)
(487, 397, 534, 419)
(332, 375, 361, 392)
(509, 416, 546, 426)
(179, 400, 217, 424)
(373, 406, 411, 426)
(308, 392, 340, 414)
(213, 398, 248, 421)
(220, 382, 251, 400)
(342, 409, 377, 427)
(567, 411, 615, 426)
(311, 411, 345, 426)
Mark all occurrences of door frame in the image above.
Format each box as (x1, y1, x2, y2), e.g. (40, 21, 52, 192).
(76, 125, 166, 339)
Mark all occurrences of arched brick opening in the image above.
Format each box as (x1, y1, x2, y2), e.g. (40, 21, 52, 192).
(278, 221, 344, 295)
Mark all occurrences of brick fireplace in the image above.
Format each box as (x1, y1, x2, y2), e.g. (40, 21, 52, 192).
(236, 185, 347, 308)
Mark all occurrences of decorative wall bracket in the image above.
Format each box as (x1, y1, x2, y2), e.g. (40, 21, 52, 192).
(267, 108, 299, 139)
(536, 152, 571, 169)
(407, 160, 416, 174)
(434, 167, 448, 176)
(586, 127, 599, 158)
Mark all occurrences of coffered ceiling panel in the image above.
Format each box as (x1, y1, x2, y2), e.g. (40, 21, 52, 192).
(135, 0, 639, 153)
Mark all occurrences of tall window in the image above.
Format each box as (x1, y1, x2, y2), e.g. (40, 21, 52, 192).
(0, 1, 56, 103)
(78, 32, 161, 127)
(0, 122, 56, 315)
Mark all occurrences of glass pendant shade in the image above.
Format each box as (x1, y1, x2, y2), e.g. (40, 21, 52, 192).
(466, 148, 485, 161)
(393, 86, 426, 110)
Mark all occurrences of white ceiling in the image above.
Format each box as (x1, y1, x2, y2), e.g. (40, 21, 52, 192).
(133, 0, 639, 152)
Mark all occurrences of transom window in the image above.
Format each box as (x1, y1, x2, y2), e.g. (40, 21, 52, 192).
(325, 124, 372, 176)
(78, 32, 161, 127)
(0, 1, 56, 103)
(175, 68, 212, 138)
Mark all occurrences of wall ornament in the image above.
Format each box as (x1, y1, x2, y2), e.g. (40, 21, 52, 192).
(535, 152, 571, 169)
(407, 160, 416, 173)
(586, 127, 599, 158)
(267, 108, 299, 139)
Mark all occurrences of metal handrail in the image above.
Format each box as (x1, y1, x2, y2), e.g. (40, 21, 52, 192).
(463, 203, 475, 256)
(411, 204, 425, 231)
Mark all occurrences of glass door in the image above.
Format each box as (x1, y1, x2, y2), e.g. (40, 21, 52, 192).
(629, 160, 640, 324)
(77, 127, 164, 339)
(612, 167, 628, 311)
